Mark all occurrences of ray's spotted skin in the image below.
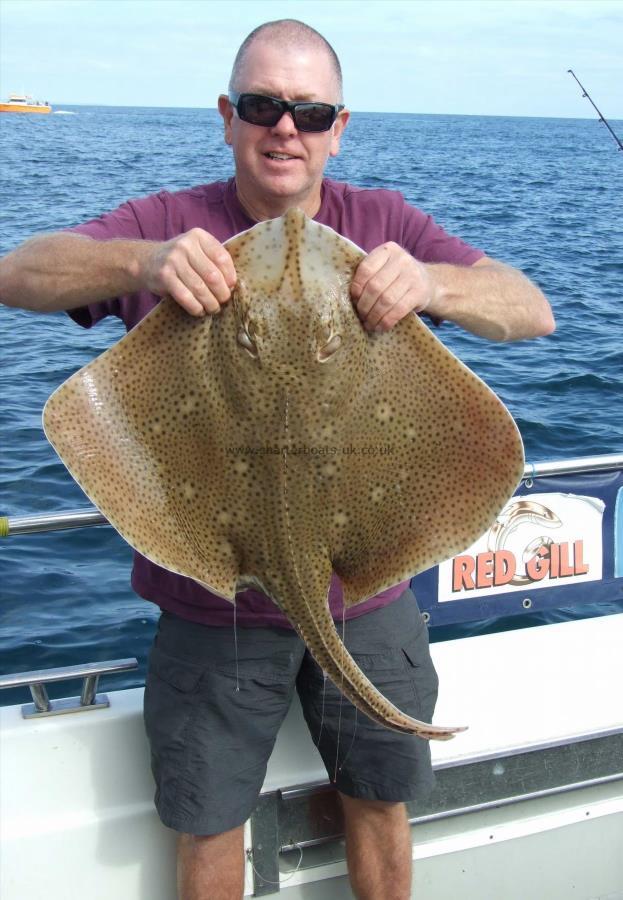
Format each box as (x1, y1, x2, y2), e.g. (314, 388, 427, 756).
(43, 210, 525, 740)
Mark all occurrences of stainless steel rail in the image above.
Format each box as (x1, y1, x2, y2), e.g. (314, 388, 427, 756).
(2, 508, 107, 535)
(521, 453, 623, 478)
(0, 658, 138, 718)
(2, 454, 622, 537)
(0, 658, 138, 690)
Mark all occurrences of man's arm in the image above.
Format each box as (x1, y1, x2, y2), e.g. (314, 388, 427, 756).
(350, 244, 555, 341)
(425, 256, 555, 341)
(0, 230, 236, 316)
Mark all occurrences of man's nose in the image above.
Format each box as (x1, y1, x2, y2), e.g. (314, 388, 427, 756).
(271, 110, 297, 136)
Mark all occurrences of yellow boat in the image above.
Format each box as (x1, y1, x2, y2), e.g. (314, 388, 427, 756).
(0, 94, 52, 114)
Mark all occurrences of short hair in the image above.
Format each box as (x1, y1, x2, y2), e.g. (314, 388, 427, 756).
(229, 19, 343, 102)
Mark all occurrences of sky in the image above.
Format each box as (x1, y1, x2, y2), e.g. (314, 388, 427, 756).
(1, 0, 621, 118)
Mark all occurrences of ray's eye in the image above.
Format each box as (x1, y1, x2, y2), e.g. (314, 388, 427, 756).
(318, 333, 342, 362)
(237, 328, 258, 358)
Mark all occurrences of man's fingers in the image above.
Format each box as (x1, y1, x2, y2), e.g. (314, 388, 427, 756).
(351, 243, 434, 332)
(350, 245, 389, 300)
(163, 279, 211, 317)
(362, 275, 410, 330)
(183, 248, 231, 306)
(157, 257, 221, 315)
(194, 230, 237, 288)
(173, 259, 224, 312)
(374, 288, 420, 332)
(355, 260, 404, 323)
(149, 228, 237, 315)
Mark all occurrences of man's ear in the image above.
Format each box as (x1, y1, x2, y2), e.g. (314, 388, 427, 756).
(218, 95, 233, 145)
(330, 109, 350, 158)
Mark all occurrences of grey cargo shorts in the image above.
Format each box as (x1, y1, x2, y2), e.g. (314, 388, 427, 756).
(143, 588, 439, 836)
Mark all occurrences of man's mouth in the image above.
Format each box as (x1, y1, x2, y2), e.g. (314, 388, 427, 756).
(264, 152, 298, 161)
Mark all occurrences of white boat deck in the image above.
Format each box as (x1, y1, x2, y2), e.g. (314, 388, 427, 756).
(2, 613, 622, 898)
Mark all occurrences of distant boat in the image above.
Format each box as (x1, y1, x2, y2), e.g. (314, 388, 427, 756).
(0, 94, 52, 114)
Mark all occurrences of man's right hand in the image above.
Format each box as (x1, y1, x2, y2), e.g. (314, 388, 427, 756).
(140, 228, 237, 317)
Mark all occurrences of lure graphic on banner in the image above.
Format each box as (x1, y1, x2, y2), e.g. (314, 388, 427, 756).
(438, 493, 605, 602)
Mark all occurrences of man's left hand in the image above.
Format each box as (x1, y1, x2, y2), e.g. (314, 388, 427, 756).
(350, 243, 433, 332)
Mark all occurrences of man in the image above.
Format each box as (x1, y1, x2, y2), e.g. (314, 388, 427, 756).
(0, 19, 554, 900)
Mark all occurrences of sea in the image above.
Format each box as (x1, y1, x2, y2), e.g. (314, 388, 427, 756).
(1, 106, 622, 706)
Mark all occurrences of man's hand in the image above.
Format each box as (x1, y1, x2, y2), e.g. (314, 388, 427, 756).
(140, 228, 237, 317)
(350, 242, 433, 332)
(350, 243, 555, 341)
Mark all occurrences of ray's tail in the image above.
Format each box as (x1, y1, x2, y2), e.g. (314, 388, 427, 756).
(289, 595, 466, 741)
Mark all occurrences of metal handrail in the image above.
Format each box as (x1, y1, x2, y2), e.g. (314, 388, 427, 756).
(1, 453, 621, 538)
(2, 508, 107, 536)
(521, 453, 623, 478)
(0, 658, 138, 719)
(0, 658, 138, 691)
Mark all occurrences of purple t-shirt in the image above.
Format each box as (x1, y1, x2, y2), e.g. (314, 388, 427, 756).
(67, 177, 484, 628)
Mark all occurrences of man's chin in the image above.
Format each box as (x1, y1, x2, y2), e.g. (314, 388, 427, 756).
(260, 174, 307, 196)
(238, 171, 322, 217)
(258, 177, 318, 209)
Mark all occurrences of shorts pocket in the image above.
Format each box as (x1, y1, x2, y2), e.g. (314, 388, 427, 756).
(401, 632, 439, 721)
(342, 634, 427, 715)
(147, 644, 204, 693)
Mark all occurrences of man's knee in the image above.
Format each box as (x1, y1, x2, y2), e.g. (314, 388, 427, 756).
(339, 792, 407, 820)
(178, 824, 245, 850)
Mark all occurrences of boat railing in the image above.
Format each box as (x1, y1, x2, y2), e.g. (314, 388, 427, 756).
(0, 658, 138, 718)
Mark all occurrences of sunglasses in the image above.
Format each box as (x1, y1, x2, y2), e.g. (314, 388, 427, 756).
(228, 92, 344, 133)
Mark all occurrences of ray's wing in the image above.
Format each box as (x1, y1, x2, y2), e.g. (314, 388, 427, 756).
(331, 312, 525, 606)
(43, 299, 240, 599)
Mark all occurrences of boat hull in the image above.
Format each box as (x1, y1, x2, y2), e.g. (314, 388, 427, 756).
(0, 103, 51, 114)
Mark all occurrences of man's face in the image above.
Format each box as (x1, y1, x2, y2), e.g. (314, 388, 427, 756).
(218, 39, 349, 218)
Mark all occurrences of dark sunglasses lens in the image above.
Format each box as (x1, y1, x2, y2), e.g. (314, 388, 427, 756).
(236, 95, 337, 132)
(238, 95, 282, 126)
(294, 104, 336, 132)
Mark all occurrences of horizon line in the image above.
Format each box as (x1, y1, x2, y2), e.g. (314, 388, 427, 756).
(38, 102, 622, 123)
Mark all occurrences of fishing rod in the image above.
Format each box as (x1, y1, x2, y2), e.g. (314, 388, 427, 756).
(567, 69, 623, 152)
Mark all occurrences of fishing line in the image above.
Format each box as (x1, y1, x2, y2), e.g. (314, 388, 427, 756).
(333, 607, 347, 782)
(335, 606, 359, 774)
(233, 600, 240, 692)
(316, 671, 328, 747)
(337, 707, 358, 775)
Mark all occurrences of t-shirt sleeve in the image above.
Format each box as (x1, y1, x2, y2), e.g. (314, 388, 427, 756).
(401, 203, 485, 266)
(64, 193, 168, 329)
